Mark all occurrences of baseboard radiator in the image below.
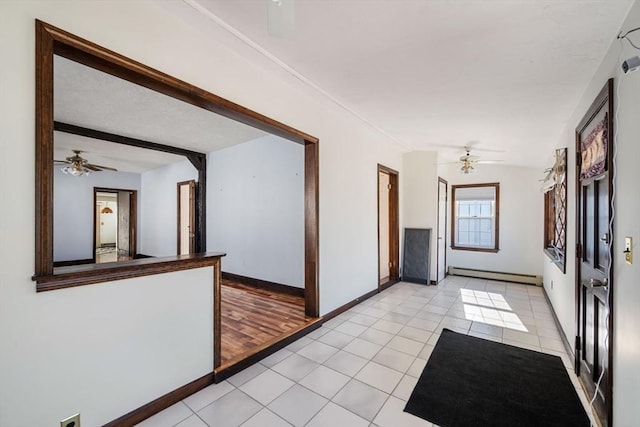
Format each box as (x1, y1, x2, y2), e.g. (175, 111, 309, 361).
(448, 266, 542, 286)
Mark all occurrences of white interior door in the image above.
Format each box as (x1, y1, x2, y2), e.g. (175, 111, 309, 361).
(437, 178, 448, 282)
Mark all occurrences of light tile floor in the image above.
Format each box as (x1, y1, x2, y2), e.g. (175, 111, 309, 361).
(136, 277, 597, 427)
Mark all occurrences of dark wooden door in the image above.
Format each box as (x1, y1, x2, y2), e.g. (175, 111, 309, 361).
(575, 80, 613, 427)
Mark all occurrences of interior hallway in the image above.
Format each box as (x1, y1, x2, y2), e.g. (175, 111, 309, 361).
(137, 277, 595, 427)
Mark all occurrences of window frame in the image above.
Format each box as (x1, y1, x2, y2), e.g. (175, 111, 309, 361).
(450, 182, 500, 253)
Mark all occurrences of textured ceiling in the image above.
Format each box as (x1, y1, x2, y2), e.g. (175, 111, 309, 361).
(189, 0, 633, 166)
(54, 55, 268, 172)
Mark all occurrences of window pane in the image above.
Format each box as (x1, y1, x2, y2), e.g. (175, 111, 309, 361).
(480, 232, 492, 246)
(459, 219, 469, 232)
(459, 202, 469, 217)
(480, 219, 492, 232)
(480, 203, 492, 217)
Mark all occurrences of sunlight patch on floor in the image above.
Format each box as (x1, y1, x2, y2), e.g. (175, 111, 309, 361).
(461, 289, 528, 332)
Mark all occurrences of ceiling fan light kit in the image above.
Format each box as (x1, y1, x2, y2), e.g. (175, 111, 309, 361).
(61, 164, 90, 177)
(460, 162, 476, 175)
(454, 146, 502, 174)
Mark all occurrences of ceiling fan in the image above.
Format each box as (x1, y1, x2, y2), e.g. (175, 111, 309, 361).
(54, 150, 117, 177)
(456, 147, 503, 174)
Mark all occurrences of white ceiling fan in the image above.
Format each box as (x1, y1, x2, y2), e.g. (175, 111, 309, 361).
(453, 146, 503, 174)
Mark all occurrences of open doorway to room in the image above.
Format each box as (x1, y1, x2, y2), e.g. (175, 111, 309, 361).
(93, 188, 137, 264)
(177, 180, 196, 255)
(378, 164, 399, 290)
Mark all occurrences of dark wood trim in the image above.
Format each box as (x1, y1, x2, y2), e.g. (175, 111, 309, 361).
(321, 288, 380, 323)
(450, 182, 500, 253)
(53, 259, 93, 267)
(103, 372, 214, 427)
(54, 121, 206, 162)
(92, 189, 98, 264)
(177, 180, 196, 255)
(450, 246, 500, 253)
(379, 278, 400, 292)
(305, 141, 319, 317)
(574, 78, 614, 427)
(213, 258, 222, 370)
(129, 191, 138, 257)
(542, 286, 574, 358)
(222, 272, 305, 298)
(377, 164, 400, 291)
(437, 177, 448, 282)
(33, 252, 225, 292)
(214, 319, 322, 381)
(35, 19, 55, 277)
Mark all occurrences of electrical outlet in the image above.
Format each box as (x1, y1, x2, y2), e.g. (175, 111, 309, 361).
(624, 237, 633, 265)
(60, 413, 80, 427)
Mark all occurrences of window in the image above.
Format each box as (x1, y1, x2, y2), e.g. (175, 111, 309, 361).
(542, 148, 567, 272)
(451, 183, 499, 252)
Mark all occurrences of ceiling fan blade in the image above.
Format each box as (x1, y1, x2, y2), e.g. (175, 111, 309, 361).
(87, 163, 118, 172)
(54, 160, 71, 164)
(267, 0, 295, 38)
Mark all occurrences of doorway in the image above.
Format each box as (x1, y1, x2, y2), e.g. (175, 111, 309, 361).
(575, 80, 614, 427)
(378, 164, 399, 290)
(93, 187, 137, 263)
(177, 180, 196, 255)
(436, 177, 448, 282)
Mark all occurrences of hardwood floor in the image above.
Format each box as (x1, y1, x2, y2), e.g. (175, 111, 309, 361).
(221, 280, 316, 364)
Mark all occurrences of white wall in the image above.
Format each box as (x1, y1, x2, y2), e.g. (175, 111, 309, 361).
(440, 163, 543, 276)
(402, 151, 439, 281)
(53, 168, 141, 262)
(207, 135, 304, 288)
(0, 1, 403, 425)
(542, 2, 640, 425)
(139, 159, 198, 257)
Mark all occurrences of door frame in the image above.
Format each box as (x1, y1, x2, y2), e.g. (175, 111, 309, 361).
(574, 79, 614, 427)
(93, 187, 138, 263)
(377, 164, 399, 291)
(436, 177, 448, 282)
(177, 180, 196, 255)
